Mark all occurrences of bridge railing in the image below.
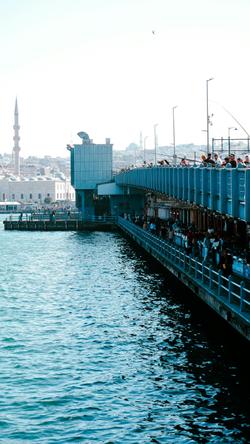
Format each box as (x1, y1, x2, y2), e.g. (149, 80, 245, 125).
(117, 217, 250, 317)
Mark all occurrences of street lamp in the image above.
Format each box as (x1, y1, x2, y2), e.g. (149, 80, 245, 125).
(172, 106, 178, 165)
(206, 77, 214, 154)
(143, 136, 148, 163)
(228, 126, 238, 138)
(154, 124, 158, 165)
(228, 127, 237, 155)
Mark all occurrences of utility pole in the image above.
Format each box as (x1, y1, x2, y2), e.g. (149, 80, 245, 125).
(206, 77, 214, 154)
(173, 106, 177, 165)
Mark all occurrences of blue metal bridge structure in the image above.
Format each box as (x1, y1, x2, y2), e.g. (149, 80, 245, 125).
(114, 166, 250, 340)
(115, 166, 250, 223)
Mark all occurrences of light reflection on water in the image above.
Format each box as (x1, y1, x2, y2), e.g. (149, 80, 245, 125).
(0, 219, 249, 443)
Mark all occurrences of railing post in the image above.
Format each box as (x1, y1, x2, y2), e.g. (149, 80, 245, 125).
(178, 248, 182, 265)
(209, 266, 213, 289)
(177, 248, 180, 264)
(228, 276, 232, 304)
(240, 281, 245, 312)
(202, 260, 205, 283)
(173, 245, 176, 263)
(218, 270, 222, 297)
(195, 260, 198, 279)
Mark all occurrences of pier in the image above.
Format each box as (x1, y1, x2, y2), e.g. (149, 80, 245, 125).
(3, 214, 117, 231)
(3, 220, 116, 231)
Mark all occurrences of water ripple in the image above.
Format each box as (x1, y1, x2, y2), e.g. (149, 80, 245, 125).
(0, 222, 249, 443)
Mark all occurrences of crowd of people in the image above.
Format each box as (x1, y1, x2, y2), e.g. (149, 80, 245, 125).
(119, 153, 250, 172)
(124, 214, 250, 278)
(199, 153, 250, 168)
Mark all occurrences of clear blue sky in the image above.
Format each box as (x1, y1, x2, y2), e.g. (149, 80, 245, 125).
(0, 0, 249, 156)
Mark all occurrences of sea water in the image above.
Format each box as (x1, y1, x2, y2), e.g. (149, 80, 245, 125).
(0, 217, 249, 443)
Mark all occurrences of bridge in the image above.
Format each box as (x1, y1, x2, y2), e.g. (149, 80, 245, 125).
(115, 166, 250, 222)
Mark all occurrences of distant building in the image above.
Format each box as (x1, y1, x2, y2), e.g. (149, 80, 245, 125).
(68, 132, 112, 216)
(0, 177, 75, 204)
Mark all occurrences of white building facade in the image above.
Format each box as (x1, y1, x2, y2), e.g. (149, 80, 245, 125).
(0, 177, 75, 204)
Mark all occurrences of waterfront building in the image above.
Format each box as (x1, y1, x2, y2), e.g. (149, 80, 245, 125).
(0, 176, 75, 204)
(67, 132, 113, 217)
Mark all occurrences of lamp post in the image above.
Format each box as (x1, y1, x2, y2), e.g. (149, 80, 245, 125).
(172, 106, 177, 165)
(206, 77, 214, 155)
(228, 127, 237, 155)
(154, 124, 158, 165)
(143, 136, 148, 163)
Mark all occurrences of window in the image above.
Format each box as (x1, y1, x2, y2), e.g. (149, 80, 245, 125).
(29, 194, 32, 199)
(21, 194, 24, 199)
(3, 193, 5, 200)
(38, 193, 42, 199)
(47, 193, 50, 197)
(12, 194, 15, 200)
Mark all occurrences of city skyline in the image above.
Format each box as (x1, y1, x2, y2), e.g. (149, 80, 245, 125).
(0, 0, 249, 157)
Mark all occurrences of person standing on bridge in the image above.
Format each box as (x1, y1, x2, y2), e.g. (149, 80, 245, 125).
(219, 249, 233, 277)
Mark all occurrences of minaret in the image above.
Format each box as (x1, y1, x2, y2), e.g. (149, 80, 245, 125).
(13, 97, 21, 176)
(139, 131, 143, 151)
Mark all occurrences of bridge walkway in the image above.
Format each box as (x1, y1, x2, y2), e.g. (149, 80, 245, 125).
(117, 217, 250, 341)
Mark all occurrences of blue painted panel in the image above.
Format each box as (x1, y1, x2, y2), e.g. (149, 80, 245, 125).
(239, 203, 245, 220)
(213, 170, 220, 211)
(245, 172, 250, 222)
(173, 168, 177, 198)
(226, 171, 232, 198)
(183, 168, 188, 201)
(187, 168, 193, 202)
(201, 169, 208, 207)
(194, 168, 201, 204)
(177, 167, 181, 199)
(238, 171, 245, 201)
(170, 168, 174, 196)
(231, 169, 238, 218)
(226, 200, 232, 217)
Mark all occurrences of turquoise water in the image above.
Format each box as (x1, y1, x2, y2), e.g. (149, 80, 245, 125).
(0, 218, 249, 443)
